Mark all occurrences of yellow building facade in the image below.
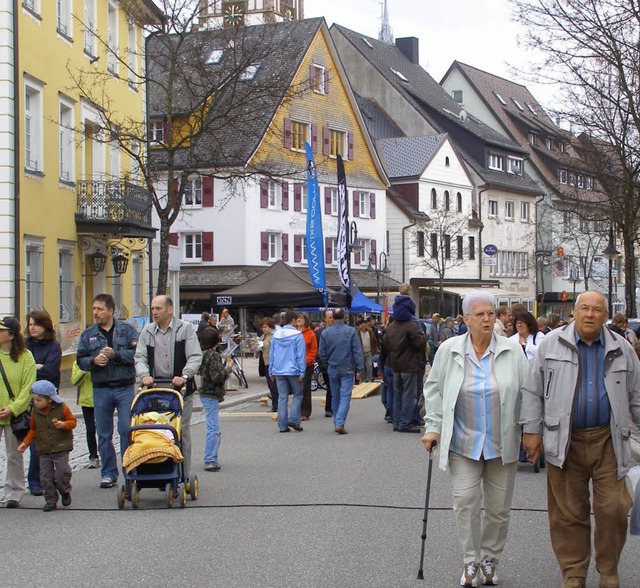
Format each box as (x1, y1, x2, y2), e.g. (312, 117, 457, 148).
(0, 0, 161, 374)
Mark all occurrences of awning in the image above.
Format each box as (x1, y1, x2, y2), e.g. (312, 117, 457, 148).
(436, 286, 524, 299)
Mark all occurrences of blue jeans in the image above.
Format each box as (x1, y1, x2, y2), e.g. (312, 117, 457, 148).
(328, 370, 355, 428)
(93, 384, 135, 482)
(393, 371, 418, 429)
(200, 396, 221, 464)
(275, 376, 302, 431)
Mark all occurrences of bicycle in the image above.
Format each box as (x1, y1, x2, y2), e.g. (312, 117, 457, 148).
(231, 353, 248, 389)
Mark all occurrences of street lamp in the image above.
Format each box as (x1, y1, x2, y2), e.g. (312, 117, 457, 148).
(366, 251, 390, 304)
(348, 221, 362, 256)
(602, 225, 620, 317)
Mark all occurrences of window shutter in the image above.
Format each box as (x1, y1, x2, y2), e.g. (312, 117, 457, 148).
(202, 177, 214, 207)
(260, 232, 269, 261)
(371, 239, 377, 255)
(324, 186, 332, 215)
(309, 65, 316, 91)
(323, 126, 330, 156)
(325, 237, 332, 264)
(202, 232, 214, 261)
(347, 132, 354, 160)
(260, 178, 268, 208)
(311, 124, 318, 153)
(294, 235, 302, 262)
(282, 233, 289, 261)
(168, 233, 179, 246)
(324, 68, 330, 94)
(370, 193, 376, 218)
(355, 249, 361, 265)
(281, 182, 289, 210)
(294, 184, 302, 212)
(353, 191, 359, 217)
(284, 118, 291, 149)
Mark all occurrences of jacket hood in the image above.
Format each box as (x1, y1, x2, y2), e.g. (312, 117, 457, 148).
(392, 295, 416, 322)
(272, 325, 302, 348)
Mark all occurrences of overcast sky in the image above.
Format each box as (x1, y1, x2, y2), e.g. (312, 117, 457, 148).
(304, 0, 557, 109)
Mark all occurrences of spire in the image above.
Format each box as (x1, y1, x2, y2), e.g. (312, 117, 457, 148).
(378, 0, 394, 45)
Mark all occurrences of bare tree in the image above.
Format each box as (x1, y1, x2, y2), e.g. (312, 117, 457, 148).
(415, 209, 472, 313)
(511, 0, 640, 315)
(68, 0, 311, 293)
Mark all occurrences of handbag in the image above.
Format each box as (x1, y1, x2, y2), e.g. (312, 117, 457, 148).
(0, 359, 31, 441)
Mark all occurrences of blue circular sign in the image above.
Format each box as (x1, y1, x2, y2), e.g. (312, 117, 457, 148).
(483, 244, 498, 256)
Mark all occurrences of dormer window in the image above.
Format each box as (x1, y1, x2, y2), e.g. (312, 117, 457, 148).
(528, 132, 537, 146)
(488, 154, 504, 171)
(508, 157, 523, 175)
(545, 137, 554, 150)
(558, 169, 568, 184)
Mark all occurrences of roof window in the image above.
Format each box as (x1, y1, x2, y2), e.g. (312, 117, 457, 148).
(206, 49, 223, 65)
(494, 92, 507, 106)
(512, 98, 525, 111)
(390, 67, 409, 82)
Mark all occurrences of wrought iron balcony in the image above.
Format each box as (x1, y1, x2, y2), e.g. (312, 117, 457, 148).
(76, 179, 156, 238)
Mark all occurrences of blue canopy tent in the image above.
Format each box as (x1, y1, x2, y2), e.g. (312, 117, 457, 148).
(299, 289, 384, 314)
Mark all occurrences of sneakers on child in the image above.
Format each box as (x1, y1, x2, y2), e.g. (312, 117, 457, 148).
(479, 559, 498, 585)
(88, 457, 100, 469)
(460, 562, 479, 587)
(204, 462, 221, 472)
(61, 493, 72, 507)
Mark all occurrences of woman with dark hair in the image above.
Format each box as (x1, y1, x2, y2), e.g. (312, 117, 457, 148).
(510, 311, 545, 364)
(296, 312, 317, 421)
(0, 316, 37, 507)
(259, 317, 278, 412)
(25, 310, 62, 496)
(198, 327, 232, 472)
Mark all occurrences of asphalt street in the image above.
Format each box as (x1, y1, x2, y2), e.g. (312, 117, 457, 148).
(1, 380, 639, 588)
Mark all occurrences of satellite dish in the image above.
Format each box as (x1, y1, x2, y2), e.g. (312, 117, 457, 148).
(459, 110, 468, 122)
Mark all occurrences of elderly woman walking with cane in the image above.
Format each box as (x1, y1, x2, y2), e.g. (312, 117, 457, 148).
(421, 291, 527, 587)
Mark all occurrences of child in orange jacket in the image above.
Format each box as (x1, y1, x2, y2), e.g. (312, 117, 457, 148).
(18, 380, 77, 511)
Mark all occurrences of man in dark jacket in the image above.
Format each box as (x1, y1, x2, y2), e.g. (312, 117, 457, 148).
(77, 294, 139, 489)
(382, 294, 427, 433)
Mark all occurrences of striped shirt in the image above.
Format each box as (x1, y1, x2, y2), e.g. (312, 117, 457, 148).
(450, 336, 501, 460)
(572, 330, 610, 429)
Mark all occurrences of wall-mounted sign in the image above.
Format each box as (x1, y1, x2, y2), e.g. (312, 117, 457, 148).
(483, 244, 498, 256)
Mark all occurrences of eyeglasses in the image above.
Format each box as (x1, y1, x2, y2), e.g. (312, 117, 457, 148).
(468, 311, 496, 320)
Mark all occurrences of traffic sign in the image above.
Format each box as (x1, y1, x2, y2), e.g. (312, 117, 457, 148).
(483, 257, 497, 266)
(483, 244, 498, 256)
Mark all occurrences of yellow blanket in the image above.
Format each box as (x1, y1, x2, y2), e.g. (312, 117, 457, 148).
(122, 429, 184, 473)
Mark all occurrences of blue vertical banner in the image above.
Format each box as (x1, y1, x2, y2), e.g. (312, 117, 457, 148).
(305, 143, 327, 304)
(336, 155, 350, 293)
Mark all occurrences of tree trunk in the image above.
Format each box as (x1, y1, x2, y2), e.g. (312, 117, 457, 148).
(157, 215, 171, 295)
(621, 223, 636, 317)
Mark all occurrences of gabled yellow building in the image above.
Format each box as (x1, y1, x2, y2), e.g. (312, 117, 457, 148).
(0, 0, 161, 374)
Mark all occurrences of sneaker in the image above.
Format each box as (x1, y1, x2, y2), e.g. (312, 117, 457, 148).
(204, 462, 221, 472)
(61, 493, 72, 507)
(99, 478, 115, 489)
(88, 457, 100, 469)
(335, 426, 348, 435)
(479, 559, 498, 585)
(43, 503, 57, 512)
(288, 422, 303, 431)
(5, 500, 19, 509)
(460, 562, 479, 587)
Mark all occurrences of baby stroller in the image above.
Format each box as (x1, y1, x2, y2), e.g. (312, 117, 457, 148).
(117, 384, 199, 509)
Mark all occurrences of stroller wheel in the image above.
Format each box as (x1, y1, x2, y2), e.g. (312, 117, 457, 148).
(131, 483, 140, 509)
(179, 485, 187, 508)
(310, 378, 318, 392)
(190, 475, 199, 501)
(117, 485, 126, 509)
(164, 482, 174, 508)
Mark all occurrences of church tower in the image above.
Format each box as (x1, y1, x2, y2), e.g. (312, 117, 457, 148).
(198, 0, 304, 28)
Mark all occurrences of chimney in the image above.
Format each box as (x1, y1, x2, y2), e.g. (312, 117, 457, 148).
(396, 37, 419, 65)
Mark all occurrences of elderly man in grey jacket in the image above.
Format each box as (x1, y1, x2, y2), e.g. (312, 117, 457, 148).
(521, 291, 640, 588)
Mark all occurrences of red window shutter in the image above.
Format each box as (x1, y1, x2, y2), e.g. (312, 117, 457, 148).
(353, 191, 359, 217)
(281, 182, 289, 210)
(309, 65, 316, 90)
(324, 186, 332, 215)
(355, 249, 361, 265)
(294, 184, 302, 212)
(202, 177, 214, 207)
(294, 235, 302, 262)
(284, 118, 291, 149)
(324, 68, 329, 94)
(260, 178, 268, 208)
(325, 237, 332, 264)
(370, 193, 376, 218)
(282, 233, 289, 261)
(323, 126, 330, 156)
(371, 239, 377, 255)
(168, 233, 179, 247)
(311, 124, 318, 153)
(260, 232, 269, 261)
(347, 132, 354, 160)
(202, 232, 214, 262)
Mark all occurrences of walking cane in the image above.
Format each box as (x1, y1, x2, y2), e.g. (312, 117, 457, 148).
(417, 441, 436, 580)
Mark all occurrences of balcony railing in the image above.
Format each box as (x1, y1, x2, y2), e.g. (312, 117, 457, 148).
(76, 179, 153, 234)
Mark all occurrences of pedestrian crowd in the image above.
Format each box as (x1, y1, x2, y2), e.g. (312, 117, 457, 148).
(1, 288, 639, 588)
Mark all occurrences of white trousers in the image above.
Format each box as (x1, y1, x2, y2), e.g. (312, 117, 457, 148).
(448, 452, 517, 564)
(1, 424, 25, 503)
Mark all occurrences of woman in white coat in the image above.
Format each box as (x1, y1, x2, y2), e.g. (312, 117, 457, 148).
(510, 311, 544, 364)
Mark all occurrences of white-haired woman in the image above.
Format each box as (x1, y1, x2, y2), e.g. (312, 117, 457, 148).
(422, 291, 528, 587)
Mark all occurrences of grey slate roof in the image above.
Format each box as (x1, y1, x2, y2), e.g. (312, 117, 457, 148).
(376, 135, 447, 179)
(146, 18, 325, 169)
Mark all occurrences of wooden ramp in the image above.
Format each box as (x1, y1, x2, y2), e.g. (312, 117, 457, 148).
(351, 381, 381, 399)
